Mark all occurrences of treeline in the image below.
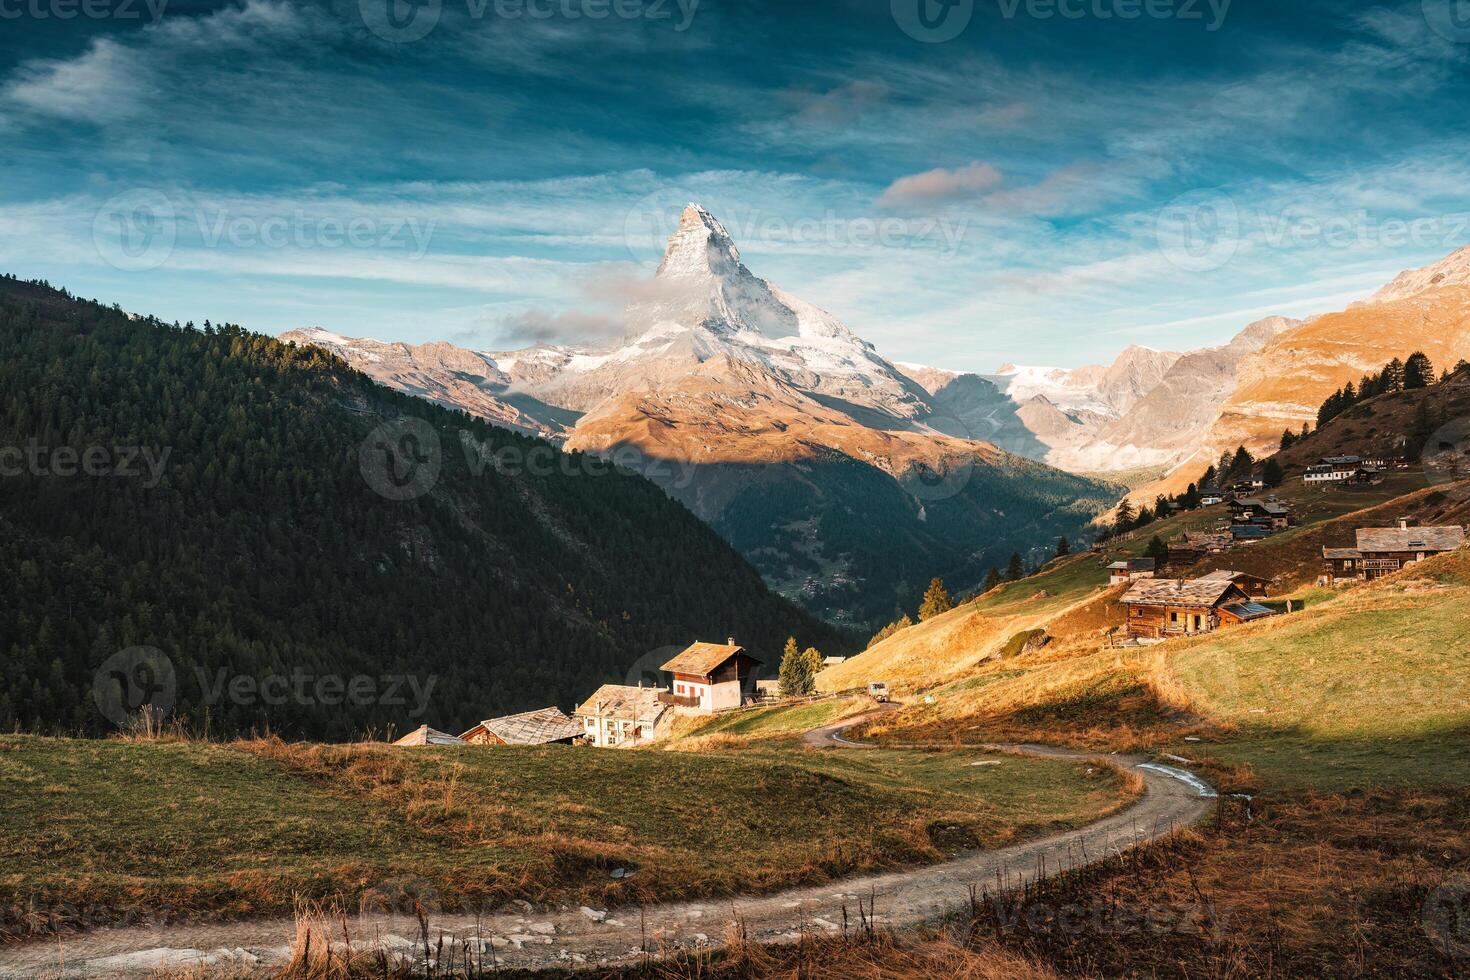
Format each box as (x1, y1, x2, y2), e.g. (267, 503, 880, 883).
(1316, 352, 1465, 429)
(0, 275, 845, 739)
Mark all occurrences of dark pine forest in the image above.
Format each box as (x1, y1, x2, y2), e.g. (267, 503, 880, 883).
(0, 276, 846, 739)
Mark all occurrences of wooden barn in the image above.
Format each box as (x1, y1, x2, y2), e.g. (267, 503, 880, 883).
(1196, 568, 1274, 597)
(1322, 521, 1466, 583)
(1122, 578, 1268, 639)
(458, 707, 582, 746)
(658, 639, 762, 715)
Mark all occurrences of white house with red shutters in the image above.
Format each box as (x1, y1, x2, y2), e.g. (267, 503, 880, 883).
(658, 639, 762, 715)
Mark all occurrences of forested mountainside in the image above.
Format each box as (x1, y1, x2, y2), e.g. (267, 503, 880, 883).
(0, 277, 846, 739)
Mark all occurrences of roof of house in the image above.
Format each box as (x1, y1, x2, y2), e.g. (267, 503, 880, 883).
(392, 725, 465, 747)
(1197, 569, 1270, 584)
(463, 706, 581, 745)
(1220, 601, 1277, 622)
(1122, 578, 1242, 608)
(1322, 547, 1364, 560)
(574, 684, 669, 723)
(1234, 497, 1289, 514)
(1321, 455, 1362, 465)
(660, 641, 757, 676)
(1230, 525, 1271, 538)
(1108, 557, 1157, 572)
(1356, 526, 1466, 553)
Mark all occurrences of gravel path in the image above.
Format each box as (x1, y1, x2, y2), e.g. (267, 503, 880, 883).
(0, 722, 1215, 978)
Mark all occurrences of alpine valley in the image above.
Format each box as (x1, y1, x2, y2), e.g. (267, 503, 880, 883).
(284, 206, 1118, 628)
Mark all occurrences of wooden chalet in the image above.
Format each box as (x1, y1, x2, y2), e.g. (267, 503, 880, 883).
(1107, 557, 1157, 585)
(1231, 496, 1291, 530)
(1321, 521, 1467, 583)
(574, 685, 670, 747)
(659, 639, 762, 715)
(1168, 531, 1232, 566)
(458, 706, 582, 746)
(1122, 577, 1272, 639)
(392, 725, 465, 747)
(1196, 568, 1273, 597)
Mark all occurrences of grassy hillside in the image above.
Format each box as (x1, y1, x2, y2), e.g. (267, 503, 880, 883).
(820, 472, 1454, 695)
(826, 497, 1470, 976)
(0, 735, 1132, 939)
(0, 276, 845, 739)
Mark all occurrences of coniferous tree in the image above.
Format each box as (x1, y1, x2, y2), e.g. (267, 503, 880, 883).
(918, 577, 953, 620)
(1144, 535, 1169, 565)
(1113, 499, 1135, 535)
(778, 637, 813, 696)
(983, 568, 1003, 592)
(1006, 551, 1026, 581)
(1382, 357, 1405, 393)
(800, 646, 824, 685)
(1262, 457, 1284, 488)
(1404, 352, 1434, 390)
(1230, 446, 1254, 478)
(1055, 536, 1070, 558)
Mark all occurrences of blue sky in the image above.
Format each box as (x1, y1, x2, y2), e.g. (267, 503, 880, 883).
(3, 0, 1470, 370)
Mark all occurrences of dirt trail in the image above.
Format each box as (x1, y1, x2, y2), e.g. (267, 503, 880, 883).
(0, 723, 1215, 978)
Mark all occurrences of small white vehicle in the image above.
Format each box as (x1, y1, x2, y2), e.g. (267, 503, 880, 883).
(868, 681, 890, 703)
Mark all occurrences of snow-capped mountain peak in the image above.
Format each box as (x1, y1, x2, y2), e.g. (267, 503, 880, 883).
(656, 203, 743, 280)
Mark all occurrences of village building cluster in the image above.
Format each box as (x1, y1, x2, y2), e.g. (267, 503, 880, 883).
(392, 639, 764, 749)
(1302, 454, 1410, 486)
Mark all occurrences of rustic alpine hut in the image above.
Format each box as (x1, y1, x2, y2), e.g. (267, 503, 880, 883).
(1122, 577, 1262, 639)
(392, 725, 466, 747)
(1107, 557, 1157, 586)
(458, 707, 582, 746)
(1321, 521, 1467, 583)
(659, 639, 763, 715)
(1196, 568, 1274, 597)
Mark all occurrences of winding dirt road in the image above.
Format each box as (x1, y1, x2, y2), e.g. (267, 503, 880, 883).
(0, 717, 1216, 978)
